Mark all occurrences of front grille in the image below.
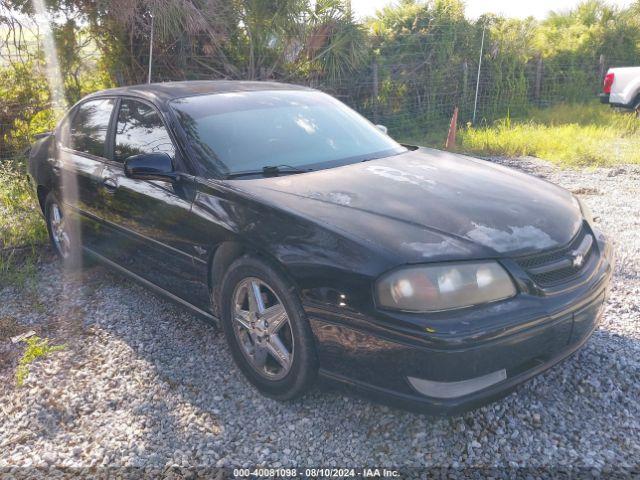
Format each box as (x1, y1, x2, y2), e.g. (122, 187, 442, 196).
(514, 226, 596, 287)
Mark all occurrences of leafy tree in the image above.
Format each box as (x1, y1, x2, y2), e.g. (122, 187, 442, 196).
(0, 58, 53, 157)
(4, 0, 368, 84)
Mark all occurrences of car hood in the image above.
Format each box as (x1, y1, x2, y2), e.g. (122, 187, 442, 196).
(229, 147, 583, 260)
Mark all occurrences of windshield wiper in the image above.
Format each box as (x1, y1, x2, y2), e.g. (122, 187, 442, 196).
(226, 165, 312, 179)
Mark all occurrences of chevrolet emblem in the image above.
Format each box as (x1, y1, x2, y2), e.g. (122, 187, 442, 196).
(571, 253, 584, 268)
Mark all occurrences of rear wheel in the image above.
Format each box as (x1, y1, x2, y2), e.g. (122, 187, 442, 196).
(45, 192, 83, 269)
(219, 255, 318, 400)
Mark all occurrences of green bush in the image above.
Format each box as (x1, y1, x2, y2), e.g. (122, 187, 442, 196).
(0, 158, 47, 287)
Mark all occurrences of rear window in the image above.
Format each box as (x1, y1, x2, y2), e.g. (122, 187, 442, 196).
(67, 98, 115, 157)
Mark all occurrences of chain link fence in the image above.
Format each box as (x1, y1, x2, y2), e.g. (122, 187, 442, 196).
(129, 29, 639, 138)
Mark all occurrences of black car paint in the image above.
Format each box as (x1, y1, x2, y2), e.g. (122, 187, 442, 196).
(27, 81, 614, 413)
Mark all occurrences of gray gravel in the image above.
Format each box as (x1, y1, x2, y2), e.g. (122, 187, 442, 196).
(1, 157, 639, 473)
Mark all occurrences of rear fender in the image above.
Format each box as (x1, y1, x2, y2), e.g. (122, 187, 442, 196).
(27, 133, 56, 191)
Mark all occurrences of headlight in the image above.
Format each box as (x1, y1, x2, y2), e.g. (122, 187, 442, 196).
(375, 261, 516, 312)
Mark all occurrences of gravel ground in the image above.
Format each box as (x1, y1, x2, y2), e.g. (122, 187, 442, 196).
(1, 157, 639, 475)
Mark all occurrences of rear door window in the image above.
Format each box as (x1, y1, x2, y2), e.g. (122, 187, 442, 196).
(114, 99, 175, 163)
(69, 98, 115, 157)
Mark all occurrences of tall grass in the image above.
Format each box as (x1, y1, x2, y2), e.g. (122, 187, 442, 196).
(457, 103, 640, 166)
(0, 158, 47, 287)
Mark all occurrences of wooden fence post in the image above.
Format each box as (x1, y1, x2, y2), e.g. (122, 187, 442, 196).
(445, 106, 459, 150)
(599, 54, 606, 80)
(534, 54, 543, 104)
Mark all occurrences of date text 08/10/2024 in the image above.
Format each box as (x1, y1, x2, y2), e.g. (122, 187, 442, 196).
(233, 468, 400, 478)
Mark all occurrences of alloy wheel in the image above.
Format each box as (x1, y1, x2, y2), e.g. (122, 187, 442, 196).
(49, 203, 71, 259)
(231, 277, 294, 380)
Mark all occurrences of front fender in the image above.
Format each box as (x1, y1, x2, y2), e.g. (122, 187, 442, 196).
(192, 178, 394, 315)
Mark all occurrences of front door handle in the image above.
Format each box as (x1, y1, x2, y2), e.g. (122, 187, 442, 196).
(102, 177, 118, 192)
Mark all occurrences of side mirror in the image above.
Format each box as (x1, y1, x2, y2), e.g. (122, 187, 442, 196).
(124, 153, 176, 182)
(376, 124, 388, 135)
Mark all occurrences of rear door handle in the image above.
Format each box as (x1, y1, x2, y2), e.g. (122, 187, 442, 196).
(102, 177, 118, 192)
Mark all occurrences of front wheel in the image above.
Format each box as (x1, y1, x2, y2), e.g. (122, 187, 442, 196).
(219, 255, 318, 400)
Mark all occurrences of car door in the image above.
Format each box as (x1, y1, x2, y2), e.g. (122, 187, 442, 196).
(96, 97, 211, 309)
(55, 97, 116, 252)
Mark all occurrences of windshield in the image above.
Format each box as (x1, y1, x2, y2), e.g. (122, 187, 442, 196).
(170, 90, 406, 177)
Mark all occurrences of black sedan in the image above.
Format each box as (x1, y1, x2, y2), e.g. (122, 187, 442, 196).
(28, 81, 614, 413)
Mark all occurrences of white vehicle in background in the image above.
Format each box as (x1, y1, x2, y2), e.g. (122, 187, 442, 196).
(600, 66, 640, 115)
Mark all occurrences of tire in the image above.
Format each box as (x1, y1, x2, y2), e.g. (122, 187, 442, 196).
(44, 192, 83, 270)
(219, 255, 318, 400)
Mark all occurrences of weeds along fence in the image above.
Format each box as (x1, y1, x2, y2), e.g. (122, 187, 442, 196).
(149, 55, 636, 143)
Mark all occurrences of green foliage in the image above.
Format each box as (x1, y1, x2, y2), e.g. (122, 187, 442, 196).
(14, 0, 370, 84)
(535, 1, 632, 58)
(1, 0, 640, 163)
(0, 59, 54, 156)
(0, 157, 47, 287)
(0, 10, 111, 157)
(3, 0, 639, 134)
(364, 0, 640, 132)
(53, 20, 112, 105)
(458, 103, 640, 166)
(16, 336, 66, 387)
(0, 158, 47, 250)
(365, 0, 475, 131)
(303, 0, 370, 84)
(0, 249, 41, 289)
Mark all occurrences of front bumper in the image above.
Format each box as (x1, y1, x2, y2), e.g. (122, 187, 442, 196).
(305, 230, 614, 415)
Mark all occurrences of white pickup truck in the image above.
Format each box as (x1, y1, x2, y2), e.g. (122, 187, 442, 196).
(600, 66, 640, 114)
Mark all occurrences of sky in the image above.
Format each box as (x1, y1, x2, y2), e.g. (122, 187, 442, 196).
(351, 0, 636, 20)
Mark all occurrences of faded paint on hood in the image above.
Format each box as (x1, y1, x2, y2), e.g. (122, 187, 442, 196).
(229, 148, 583, 259)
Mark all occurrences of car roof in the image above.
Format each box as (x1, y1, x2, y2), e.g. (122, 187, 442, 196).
(83, 80, 313, 107)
